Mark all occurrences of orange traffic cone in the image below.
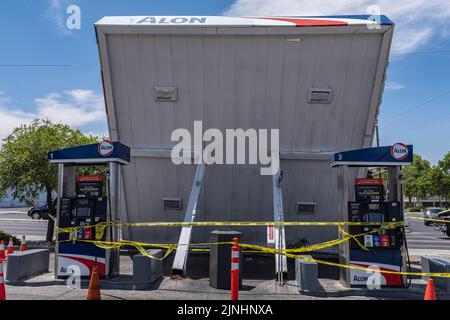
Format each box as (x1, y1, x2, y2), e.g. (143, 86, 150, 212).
(19, 235, 27, 252)
(86, 266, 101, 300)
(0, 259, 6, 300)
(424, 278, 437, 300)
(6, 238, 14, 256)
(0, 241, 5, 261)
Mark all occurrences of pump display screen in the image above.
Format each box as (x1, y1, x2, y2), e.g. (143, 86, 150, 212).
(76, 207, 90, 217)
(366, 212, 384, 222)
(77, 182, 102, 197)
(355, 185, 383, 202)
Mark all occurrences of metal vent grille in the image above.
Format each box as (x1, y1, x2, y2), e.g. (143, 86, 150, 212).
(155, 87, 178, 101)
(163, 198, 183, 210)
(297, 202, 317, 214)
(308, 88, 333, 104)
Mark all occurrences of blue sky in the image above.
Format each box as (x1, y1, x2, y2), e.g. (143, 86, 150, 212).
(0, 0, 449, 164)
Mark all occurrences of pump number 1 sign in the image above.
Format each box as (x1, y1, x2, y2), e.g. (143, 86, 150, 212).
(98, 141, 114, 157)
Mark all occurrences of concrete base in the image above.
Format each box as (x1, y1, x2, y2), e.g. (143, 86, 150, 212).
(421, 256, 450, 292)
(3, 252, 450, 300)
(295, 255, 318, 292)
(5, 249, 50, 284)
(132, 249, 163, 289)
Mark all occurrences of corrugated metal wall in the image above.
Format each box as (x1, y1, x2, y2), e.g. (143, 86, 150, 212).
(103, 31, 384, 245)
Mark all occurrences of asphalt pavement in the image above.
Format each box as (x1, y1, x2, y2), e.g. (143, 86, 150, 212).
(0, 207, 48, 240)
(405, 212, 450, 255)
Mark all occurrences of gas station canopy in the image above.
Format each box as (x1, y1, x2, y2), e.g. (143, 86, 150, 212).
(330, 144, 413, 167)
(48, 141, 130, 165)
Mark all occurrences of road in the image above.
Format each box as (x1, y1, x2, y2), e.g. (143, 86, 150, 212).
(405, 212, 450, 254)
(0, 207, 48, 240)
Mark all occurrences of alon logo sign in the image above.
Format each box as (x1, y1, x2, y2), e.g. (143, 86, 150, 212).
(98, 141, 114, 157)
(390, 143, 409, 161)
(137, 16, 207, 24)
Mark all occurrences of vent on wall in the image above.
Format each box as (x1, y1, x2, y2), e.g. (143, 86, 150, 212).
(155, 87, 178, 101)
(297, 202, 317, 214)
(308, 88, 333, 104)
(163, 198, 183, 210)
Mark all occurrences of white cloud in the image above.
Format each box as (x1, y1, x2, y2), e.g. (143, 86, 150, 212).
(35, 90, 106, 127)
(0, 108, 34, 140)
(0, 91, 12, 107)
(224, 0, 450, 54)
(385, 81, 405, 90)
(46, 0, 73, 35)
(0, 90, 106, 141)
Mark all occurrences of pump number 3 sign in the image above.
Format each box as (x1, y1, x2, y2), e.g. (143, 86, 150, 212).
(98, 140, 114, 157)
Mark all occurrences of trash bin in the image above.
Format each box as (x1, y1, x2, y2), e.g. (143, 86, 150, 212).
(209, 230, 243, 289)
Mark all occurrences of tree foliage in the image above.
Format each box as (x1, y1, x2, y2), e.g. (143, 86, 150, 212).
(403, 151, 450, 205)
(403, 154, 431, 202)
(0, 119, 99, 206)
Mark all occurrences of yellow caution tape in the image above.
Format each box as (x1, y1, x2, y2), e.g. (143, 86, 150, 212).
(57, 221, 450, 278)
(62, 237, 450, 278)
(407, 216, 450, 224)
(53, 213, 449, 237)
(56, 220, 405, 241)
(53, 214, 450, 277)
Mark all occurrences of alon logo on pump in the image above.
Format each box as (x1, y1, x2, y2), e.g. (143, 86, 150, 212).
(390, 143, 409, 161)
(98, 140, 114, 157)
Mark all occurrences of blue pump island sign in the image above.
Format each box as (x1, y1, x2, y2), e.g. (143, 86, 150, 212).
(331, 143, 413, 167)
(48, 141, 130, 165)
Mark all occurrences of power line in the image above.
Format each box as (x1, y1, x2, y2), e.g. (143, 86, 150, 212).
(382, 88, 450, 124)
(397, 111, 450, 135)
(391, 50, 450, 57)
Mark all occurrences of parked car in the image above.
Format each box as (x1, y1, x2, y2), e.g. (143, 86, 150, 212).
(437, 210, 450, 237)
(424, 207, 444, 226)
(27, 201, 56, 220)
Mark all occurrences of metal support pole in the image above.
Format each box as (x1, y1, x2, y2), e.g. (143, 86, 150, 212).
(54, 163, 64, 279)
(107, 162, 120, 277)
(338, 165, 350, 286)
(172, 162, 206, 277)
(271, 152, 287, 284)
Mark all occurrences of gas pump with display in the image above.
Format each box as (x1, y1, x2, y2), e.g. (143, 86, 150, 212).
(48, 141, 130, 278)
(331, 143, 413, 287)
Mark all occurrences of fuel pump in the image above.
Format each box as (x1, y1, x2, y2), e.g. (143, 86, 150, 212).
(57, 176, 114, 277)
(331, 144, 413, 288)
(48, 141, 130, 279)
(347, 178, 404, 286)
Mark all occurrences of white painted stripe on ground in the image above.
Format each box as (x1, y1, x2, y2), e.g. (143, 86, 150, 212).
(409, 249, 450, 255)
(407, 239, 450, 243)
(0, 218, 46, 222)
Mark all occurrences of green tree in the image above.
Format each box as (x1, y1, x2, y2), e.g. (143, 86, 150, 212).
(427, 167, 446, 206)
(403, 154, 431, 204)
(437, 151, 450, 206)
(438, 151, 450, 174)
(0, 119, 99, 241)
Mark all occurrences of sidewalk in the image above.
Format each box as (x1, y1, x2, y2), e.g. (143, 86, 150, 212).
(3, 253, 450, 300)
